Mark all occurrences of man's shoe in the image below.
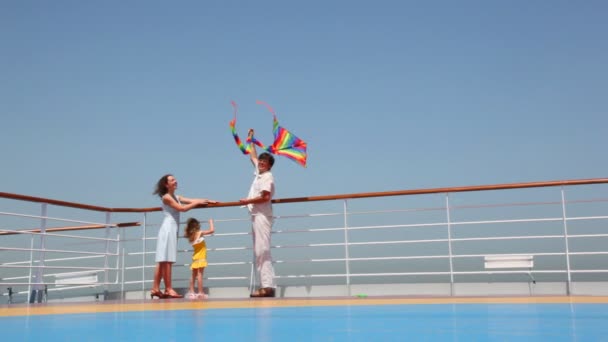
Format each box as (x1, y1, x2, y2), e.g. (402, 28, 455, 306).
(250, 287, 275, 298)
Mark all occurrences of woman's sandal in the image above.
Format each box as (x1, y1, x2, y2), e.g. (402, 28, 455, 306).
(250, 287, 275, 298)
(164, 290, 184, 299)
(150, 290, 167, 299)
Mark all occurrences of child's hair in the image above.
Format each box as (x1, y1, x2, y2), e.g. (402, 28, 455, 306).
(184, 217, 201, 242)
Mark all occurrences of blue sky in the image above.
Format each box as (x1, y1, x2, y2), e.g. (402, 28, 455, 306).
(2, 1, 607, 209)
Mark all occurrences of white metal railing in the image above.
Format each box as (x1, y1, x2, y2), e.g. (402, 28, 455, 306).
(0, 203, 121, 304)
(1, 179, 608, 303)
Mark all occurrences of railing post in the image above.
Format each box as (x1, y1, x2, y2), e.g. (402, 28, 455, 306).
(560, 187, 572, 295)
(27, 234, 35, 300)
(30, 203, 47, 304)
(115, 225, 121, 298)
(248, 215, 256, 294)
(250, 251, 256, 294)
(121, 247, 125, 298)
(445, 193, 455, 296)
(104, 213, 111, 299)
(142, 213, 147, 299)
(343, 200, 351, 296)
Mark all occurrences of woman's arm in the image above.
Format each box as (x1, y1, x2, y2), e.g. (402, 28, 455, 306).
(163, 194, 206, 212)
(179, 195, 219, 205)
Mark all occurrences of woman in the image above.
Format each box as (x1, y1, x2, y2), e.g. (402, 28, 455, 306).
(151, 174, 218, 299)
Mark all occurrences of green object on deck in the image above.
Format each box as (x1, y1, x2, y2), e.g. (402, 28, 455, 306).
(355, 294, 368, 298)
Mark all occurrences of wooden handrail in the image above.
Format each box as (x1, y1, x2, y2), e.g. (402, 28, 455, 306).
(273, 178, 608, 204)
(0, 222, 141, 236)
(0, 192, 112, 211)
(2, 177, 608, 213)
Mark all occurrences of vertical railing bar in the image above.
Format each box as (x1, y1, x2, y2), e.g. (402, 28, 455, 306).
(121, 247, 125, 298)
(31, 203, 47, 304)
(104, 213, 111, 298)
(114, 232, 119, 286)
(445, 193, 455, 296)
(561, 187, 572, 295)
(27, 234, 35, 299)
(114, 226, 120, 287)
(116, 227, 121, 286)
(249, 215, 255, 295)
(142, 213, 147, 299)
(249, 253, 255, 294)
(343, 199, 351, 296)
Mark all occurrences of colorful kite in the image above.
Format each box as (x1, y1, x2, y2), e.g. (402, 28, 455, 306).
(229, 100, 308, 167)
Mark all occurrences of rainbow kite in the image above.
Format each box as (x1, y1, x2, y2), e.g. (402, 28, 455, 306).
(229, 100, 308, 167)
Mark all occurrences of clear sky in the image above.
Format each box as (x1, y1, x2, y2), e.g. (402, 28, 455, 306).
(2, 1, 607, 209)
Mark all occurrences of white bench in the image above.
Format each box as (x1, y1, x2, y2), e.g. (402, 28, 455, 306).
(484, 254, 535, 283)
(55, 271, 99, 286)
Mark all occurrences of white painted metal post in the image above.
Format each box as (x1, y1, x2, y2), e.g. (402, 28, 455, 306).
(104, 213, 111, 297)
(445, 194, 455, 296)
(121, 247, 125, 297)
(250, 215, 257, 294)
(31, 203, 47, 303)
(115, 230, 121, 292)
(142, 213, 147, 298)
(343, 200, 351, 296)
(249, 254, 255, 294)
(560, 187, 572, 295)
(27, 235, 35, 299)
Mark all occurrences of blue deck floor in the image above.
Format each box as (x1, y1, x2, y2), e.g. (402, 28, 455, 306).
(2, 302, 607, 341)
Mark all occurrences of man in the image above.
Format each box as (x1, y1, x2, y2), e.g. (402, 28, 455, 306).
(240, 129, 276, 298)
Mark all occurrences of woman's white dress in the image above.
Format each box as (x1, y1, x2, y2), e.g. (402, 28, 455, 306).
(155, 196, 181, 263)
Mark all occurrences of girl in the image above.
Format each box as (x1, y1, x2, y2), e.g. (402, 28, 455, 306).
(184, 217, 215, 299)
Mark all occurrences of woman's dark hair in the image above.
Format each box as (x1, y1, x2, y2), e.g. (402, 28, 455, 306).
(184, 217, 201, 242)
(153, 174, 172, 197)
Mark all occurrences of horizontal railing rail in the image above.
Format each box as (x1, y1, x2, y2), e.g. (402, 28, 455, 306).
(1, 177, 608, 303)
(3, 177, 608, 213)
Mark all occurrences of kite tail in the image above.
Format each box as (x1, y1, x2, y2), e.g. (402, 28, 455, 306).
(230, 100, 253, 155)
(251, 137, 269, 151)
(255, 99, 280, 150)
(255, 99, 276, 117)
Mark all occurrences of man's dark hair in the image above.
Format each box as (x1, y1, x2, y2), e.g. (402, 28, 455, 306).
(259, 153, 275, 167)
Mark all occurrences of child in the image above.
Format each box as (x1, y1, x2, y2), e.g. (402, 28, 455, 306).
(184, 217, 215, 299)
